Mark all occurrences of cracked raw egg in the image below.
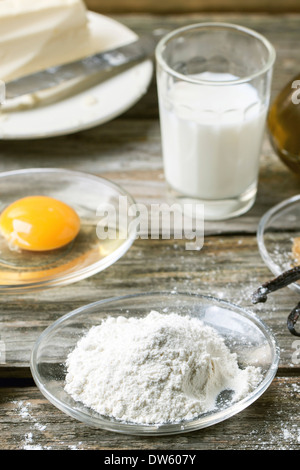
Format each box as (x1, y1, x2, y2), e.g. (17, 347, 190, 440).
(0, 195, 80, 252)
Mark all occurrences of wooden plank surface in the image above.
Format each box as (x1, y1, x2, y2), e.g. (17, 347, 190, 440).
(0, 236, 299, 375)
(86, 0, 300, 14)
(0, 13, 300, 450)
(0, 14, 299, 235)
(1, 377, 299, 450)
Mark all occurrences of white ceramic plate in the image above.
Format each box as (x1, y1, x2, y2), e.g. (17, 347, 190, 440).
(0, 12, 153, 139)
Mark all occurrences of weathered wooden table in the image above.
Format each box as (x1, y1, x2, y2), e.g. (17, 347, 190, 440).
(1, 13, 300, 451)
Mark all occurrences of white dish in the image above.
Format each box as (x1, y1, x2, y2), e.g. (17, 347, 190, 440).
(0, 12, 153, 139)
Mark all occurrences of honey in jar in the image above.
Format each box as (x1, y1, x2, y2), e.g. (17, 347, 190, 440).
(268, 74, 300, 174)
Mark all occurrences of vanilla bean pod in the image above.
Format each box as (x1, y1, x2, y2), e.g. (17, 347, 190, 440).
(251, 265, 300, 336)
(287, 302, 300, 336)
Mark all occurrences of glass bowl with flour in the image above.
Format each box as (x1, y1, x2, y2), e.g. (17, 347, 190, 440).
(30, 292, 279, 435)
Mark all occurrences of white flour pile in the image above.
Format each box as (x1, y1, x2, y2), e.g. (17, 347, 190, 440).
(64, 311, 262, 425)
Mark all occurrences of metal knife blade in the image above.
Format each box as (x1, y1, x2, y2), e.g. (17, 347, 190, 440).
(4, 33, 157, 100)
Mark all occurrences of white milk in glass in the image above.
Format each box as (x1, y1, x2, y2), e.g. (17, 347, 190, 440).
(159, 72, 267, 202)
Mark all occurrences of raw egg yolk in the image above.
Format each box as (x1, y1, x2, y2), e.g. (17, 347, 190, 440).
(0, 196, 80, 252)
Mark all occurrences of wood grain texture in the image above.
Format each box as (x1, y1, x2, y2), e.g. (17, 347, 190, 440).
(0, 14, 299, 236)
(85, 0, 300, 14)
(1, 12, 300, 450)
(0, 236, 299, 376)
(1, 377, 299, 450)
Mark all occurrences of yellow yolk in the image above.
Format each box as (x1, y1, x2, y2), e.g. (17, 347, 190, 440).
(0, 196, 80, 252)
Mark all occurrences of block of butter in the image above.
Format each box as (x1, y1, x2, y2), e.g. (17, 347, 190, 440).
(0, 0, 96, 82)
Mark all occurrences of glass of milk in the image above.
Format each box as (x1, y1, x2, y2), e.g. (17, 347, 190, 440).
(155, 23, 276, 220)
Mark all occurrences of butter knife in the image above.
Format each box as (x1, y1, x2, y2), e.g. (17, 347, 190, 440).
(4, 33, 159, 100)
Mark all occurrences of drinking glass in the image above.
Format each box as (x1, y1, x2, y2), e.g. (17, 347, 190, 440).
(155, 23, 276, 220)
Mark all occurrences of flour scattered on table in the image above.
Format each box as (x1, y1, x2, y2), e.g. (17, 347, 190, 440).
(23, 432, 44, 450)
(64, 311, 263, 425)
(13, 400, 31, 418)
(12, 400, 50, 449)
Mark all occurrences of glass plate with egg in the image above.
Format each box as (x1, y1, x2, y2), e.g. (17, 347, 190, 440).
(30, 292, 279, 436)
(257, 194, 300, 294)
(0, 168, 136, 292)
